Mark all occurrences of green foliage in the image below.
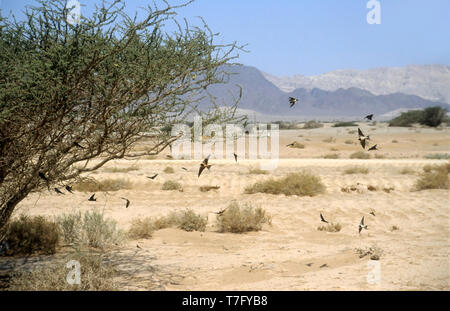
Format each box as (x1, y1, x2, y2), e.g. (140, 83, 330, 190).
(389, 106, 448, 127)
(245, 172, 325, 196)
(332, 121, 358, 127)
(389, 110, 425, 127)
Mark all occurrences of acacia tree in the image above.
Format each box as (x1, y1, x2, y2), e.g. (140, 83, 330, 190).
(0, 0, 245, 230)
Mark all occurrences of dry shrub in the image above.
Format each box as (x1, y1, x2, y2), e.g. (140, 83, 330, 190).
(248, 167, 269, 175)
(287, 141, 305, 149)
(128, 209, 206, 239)
(162, 180, 183, 191)
(2, 215, 59, 256)
(390, 225, 400, 231)
(103, 165, 139, 173)
(317, 222, 342, 232)
(322, 137, 336, 143)
(302, 120, 323, 129)
(355, 246, 384, 260)
(163, 166, 175, 173)
(348, 130, 357, 134)
(382, 187, 395, 193)
(424, 153, 450, 160)
(374, 154, 386, 159)
(392, 140, 399, 143)
(72, 178, 133, 192)
(199, 185, 220, 192)
(350, 151, 371, 159)
(56, 211, 123, 249)
(367, 185, 377, 191)
(343, 166, 369, 174)
(216, 202, 271, 233)
(399, 167, 415, 175)
(6, 252, 118, 291)
(245, 172, 325, 197)
(323, 153, 340, 159)
(344, 139, 354, 145)
(414, 163, 449, 190)
(329, 147, 339, 151)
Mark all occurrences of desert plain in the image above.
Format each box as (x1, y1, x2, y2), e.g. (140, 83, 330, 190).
(1, 122, 449, 290)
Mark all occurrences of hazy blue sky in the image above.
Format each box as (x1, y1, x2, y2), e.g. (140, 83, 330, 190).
(1, 0, 449, 76)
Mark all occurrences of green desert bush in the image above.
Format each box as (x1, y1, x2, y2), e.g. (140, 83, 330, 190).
(245, 172, 325, 197)
(317, 222, 342, 233)
(2, 215, 59, 256)
(332, 121, 358, 127)
(388, 110, 424, 127)
(72, 178, 133, 192)
(302, 120, 323, 129)
(414, 163, 449, 190)
(216, 202, 271, 233)
(6, 252, 118, 291)
(343, 166, 369, 174)
(350, 151, 371, 159)
(161, 180, 183, 191)
(424, 153, 450, 160)
(56, 211, 123, 249)
(163, 166, 175, 174)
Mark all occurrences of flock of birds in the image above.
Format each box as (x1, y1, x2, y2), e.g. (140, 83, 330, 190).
(320, 212, 368, 235)
(36, 97, 381, 230)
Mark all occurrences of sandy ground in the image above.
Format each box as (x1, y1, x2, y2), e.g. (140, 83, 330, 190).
(1, 123, 449, 290)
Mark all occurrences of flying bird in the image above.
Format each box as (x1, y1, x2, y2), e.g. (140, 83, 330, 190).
(181, 167, 188, 171)
(370, 211, 376, 217)
(368, 144, 378, 151)
(286, 142, 295, 147)
(147, 174, 158, 180)
(65, 185, 74, 194)
(198, 156, 212, 178)
(120, 197, 130, 208)
(306, 263, 313, 267)
(136, 244, 141, 249)
(359, 216, 368, 234)
(233, 152, 238, 162)
(320, 213, 328, 223)
(364, 114, 374, 121)
(320, 264, 328, 268)
(54, 187, 65, 195)
(88, 193, 96, 201)
(358, 128, 370, 149)
(289, 97, 299, 108)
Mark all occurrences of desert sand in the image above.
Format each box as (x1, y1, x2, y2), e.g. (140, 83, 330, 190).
(1, 123, 449, 290)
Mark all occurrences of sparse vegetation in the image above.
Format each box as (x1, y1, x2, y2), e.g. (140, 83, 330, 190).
(199, 185, 221, 192)
(216, 202, 271, 233)
(392, 140, 399, 143)
(317, 222, 342, 232)
(287, 141, 305, 149)
(103, 166, 139, 173)
(374, 154, 386, 159)
(350, 151, 371, 159)
(2, 215, 59, 256)
(414, 163, 449, 190)
(128, 209, 206, 238)
(399, 167, 416, 175)
(332, 121, 358, 127)
(424, 153, 450, 160)
(343, 166, 369, 174)
(367, 185, 377, 191)
(248, 167, 269, 175)
(245, 172, 326, 197)
(323, 153, 340, 159)
(301, 120, 323, 129)
(355, 246, 384, 260)
(322, 137, 336, 143)
(57, 211, 123, 249)
(163, 166, 175, 174)
(162, 180, 183, 191)
(390, 225, 400, 231)
(344, 139, 354, 144)
(6, 252, 118, 291)
(72, 178, 133, 192)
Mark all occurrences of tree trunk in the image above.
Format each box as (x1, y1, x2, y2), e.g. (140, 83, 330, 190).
(0, 189, 31, 232)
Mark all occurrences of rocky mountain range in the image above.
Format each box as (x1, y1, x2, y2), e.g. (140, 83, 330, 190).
(204, 65, 449, 119)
